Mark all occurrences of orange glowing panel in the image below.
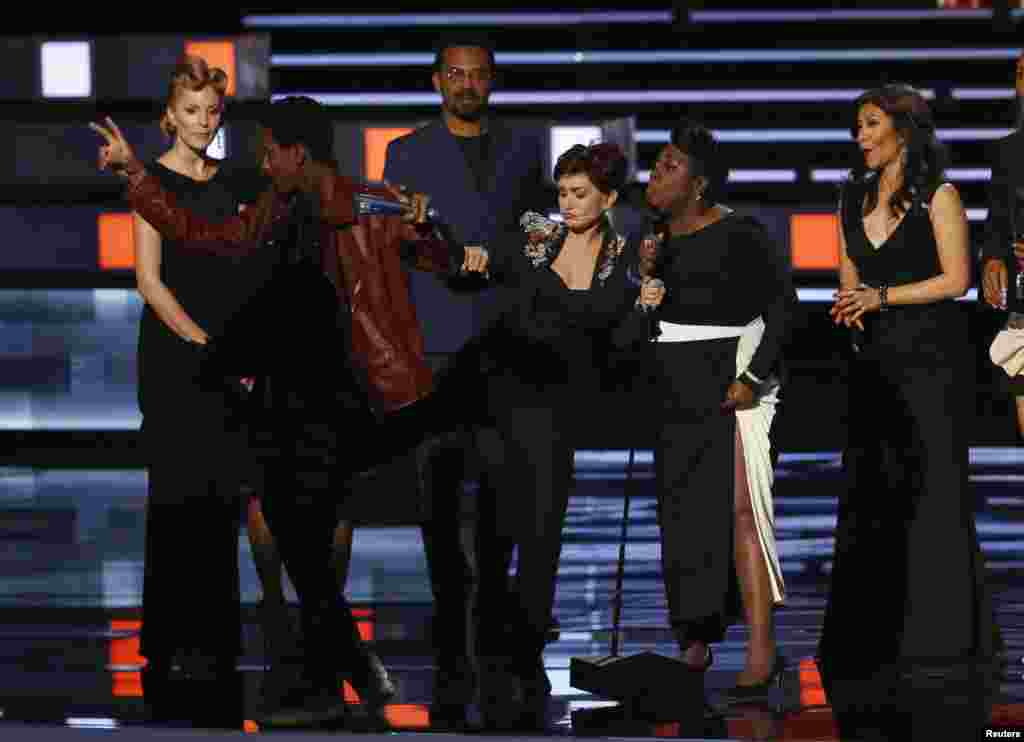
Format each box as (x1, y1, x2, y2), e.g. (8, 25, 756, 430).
(790, 212, 840, 271)
(243, 719, 260, 734)
(109, 620, 145, 698)
(184, 40, 237, 97)
(364, 128, 414, 182)
(385, 704, 430, 729)
(112, 671, 143, 698)
(798, 657, 828, 708)
(342, 681, 360, 703)
(98, 212, 135, 270)
(353, 606, 375, 641)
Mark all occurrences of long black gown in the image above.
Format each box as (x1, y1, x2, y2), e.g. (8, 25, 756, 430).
(136, 160, 267, 724)
(817, 180, 1002, 739)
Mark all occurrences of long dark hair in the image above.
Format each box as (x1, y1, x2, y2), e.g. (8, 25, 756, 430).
(850, 84, 948, 217)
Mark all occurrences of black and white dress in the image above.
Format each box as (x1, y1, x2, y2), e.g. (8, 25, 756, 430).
(643, 211, 794, 646)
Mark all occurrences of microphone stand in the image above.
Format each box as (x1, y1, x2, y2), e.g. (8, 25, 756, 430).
(608, 447, 635, 659)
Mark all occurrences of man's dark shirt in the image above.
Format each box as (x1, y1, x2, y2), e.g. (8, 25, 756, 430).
(455, 132, 492, 195)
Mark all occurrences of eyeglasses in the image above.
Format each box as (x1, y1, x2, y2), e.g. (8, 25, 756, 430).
(444, 65, 493, 84)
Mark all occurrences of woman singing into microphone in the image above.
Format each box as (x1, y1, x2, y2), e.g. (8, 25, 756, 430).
(638, 119, 795, 694)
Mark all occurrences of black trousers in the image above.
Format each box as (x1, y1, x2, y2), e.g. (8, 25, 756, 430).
(651, 338, 742, 646)
(139, 407, 244, 663)
(138, 403, 246, 728)
(255, 367, 380, 691)
(818, 332, 1001, 737)
(472, 399, 574, 659)
(416, 342, 514, 667)
(421, 343, 573, 662)
(418, 426, 508, 666)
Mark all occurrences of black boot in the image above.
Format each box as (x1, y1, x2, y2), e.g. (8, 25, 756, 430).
(258, 598, 305, 714)
(143, 653, 243, 730)
(429, 655, 477, 730)
(478, 654, 524, 732)
(343, 648, 395, 731)
(516, 649, 551, 731)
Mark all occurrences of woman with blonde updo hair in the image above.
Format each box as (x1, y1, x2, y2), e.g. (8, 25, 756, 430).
(159, 57, 229, 139)
(135, 54, 267, 729)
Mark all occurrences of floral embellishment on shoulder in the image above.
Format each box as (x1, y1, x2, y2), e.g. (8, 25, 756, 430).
(519, 210, 565, 267)
(596, 234, 626, 285)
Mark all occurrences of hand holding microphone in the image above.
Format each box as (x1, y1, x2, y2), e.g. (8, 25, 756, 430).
(383, 184, 435, 224)
(637, 233, 665, 312)
(639, 278, 665, 312)
(461, 245, 490, 275)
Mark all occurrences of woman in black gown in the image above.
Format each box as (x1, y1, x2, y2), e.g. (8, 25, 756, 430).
(823, 84, 1001, 740)
(450, 143, 646, 729)
(135, 56, 266, 728)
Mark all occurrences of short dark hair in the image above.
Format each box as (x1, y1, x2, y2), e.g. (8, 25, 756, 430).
(553, 143, 627, 194)
(432, 36, 497, 72)
(670, 118, 725, 206)
(259, 96, 335, 164)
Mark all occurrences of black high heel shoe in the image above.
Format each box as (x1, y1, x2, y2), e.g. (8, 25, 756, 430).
(727, 655, 786, 698)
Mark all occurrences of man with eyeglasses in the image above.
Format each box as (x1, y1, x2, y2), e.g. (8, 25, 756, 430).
(383, 37, 548, 730)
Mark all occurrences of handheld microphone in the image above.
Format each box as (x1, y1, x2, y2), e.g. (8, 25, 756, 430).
(640, 278, 665, 313)
(355, 192, 440, 222)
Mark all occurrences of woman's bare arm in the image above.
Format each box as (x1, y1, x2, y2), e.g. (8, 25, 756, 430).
(133, 212, 209, 345)
(833, 184, 971, 325)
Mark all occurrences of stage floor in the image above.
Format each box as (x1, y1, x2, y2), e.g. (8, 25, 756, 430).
(0, 448, 1022, 739)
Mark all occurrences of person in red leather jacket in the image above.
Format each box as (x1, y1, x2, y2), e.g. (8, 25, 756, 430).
(92, 97, 484, 729)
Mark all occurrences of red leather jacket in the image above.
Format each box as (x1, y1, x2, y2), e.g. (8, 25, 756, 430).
(124, 164, 455, 414)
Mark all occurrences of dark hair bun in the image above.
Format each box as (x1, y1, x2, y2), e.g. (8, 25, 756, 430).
(553, 142, 627, 194)
(588, 143, 627, 193)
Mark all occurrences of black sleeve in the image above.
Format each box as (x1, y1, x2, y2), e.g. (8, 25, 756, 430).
(606, 236, 654, 346)
(745, 222, 797, 381)
(483, 227, 543, 287)
(981, 138, 1014, 264)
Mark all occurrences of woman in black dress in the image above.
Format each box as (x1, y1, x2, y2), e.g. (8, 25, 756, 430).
(135, 56, 264, 728)
(639, 120, 795, 689)
(823, 84, 1000, 739)
(451, 143, 646, 729)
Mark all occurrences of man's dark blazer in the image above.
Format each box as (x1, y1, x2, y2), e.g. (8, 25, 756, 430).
(982, 129, 1024, 309)
(384, 118, 547, 353)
